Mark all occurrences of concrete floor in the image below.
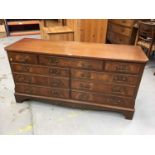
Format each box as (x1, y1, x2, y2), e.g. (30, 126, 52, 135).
(0, 35, 155, 135)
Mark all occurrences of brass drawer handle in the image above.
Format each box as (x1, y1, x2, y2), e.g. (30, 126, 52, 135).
(79, 62, 92, 69)
(24, 56, 30, 62)
(51, 80, 64, 87)
(49, 68, 61, 75)
(23, 66, 30, 72)
(50, 57, 59, 64)
(50, 90, 61, 97)
(112, 86, 122, 93)
(115, 64, 129, 72)
(113, 75, 128, 82)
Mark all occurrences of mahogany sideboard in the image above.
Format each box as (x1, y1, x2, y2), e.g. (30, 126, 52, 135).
(5, 38, 148, 119)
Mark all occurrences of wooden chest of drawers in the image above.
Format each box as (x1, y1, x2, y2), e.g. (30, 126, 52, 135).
(5, 38, 148, 119)
(107, 19, 137, 45)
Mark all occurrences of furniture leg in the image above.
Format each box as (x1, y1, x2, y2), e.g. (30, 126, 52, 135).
(123, 111, 134, 120)
(15, 94, 30, 103)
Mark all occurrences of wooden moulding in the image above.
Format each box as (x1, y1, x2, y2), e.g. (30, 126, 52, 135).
(9, 30, 40, 36)
(43, 26, 74, 34)
(7, 20, 40, 26)
(15, 93, 134, 120)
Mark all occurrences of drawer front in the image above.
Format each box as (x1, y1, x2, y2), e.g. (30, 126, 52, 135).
(39, 55, 103, 70)
(73, 58, 103, 70)
(39, 56, 70, 66)
(105, 62, 141, 74)
(71, 79, 135, 97)
(14, 73, 30, 84)
(16, 84, 50, 97)
(8, 52, 38, 64)
(110, 19, 134, 27)
(109, 23, 132, 37)
(16, 84, 69, 99)
(49, 67, 69, 77)
(71, 69, 138, 85)
(49, 88, 69, 99)
(71, 91, 133, 108)
(14, 73, 49, 86)
(107, 31, 130, 44)
(11, 64, 49, 75)
(49, 77, 69, 88)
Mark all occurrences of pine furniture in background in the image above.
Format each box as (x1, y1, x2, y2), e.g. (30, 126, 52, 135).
(39, 19, 108, 43)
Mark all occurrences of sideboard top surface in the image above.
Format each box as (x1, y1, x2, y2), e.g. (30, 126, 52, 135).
(5, 38, 148, 63)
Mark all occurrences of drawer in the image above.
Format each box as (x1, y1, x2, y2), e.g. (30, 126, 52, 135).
(105, 62, 141, 74)
(49, 67, 69, 77)
(110, 19, 134, 27)
(39, 56, 69, 66)
(49, 88, 69, 99)
(71, 79, 135, 97)
(49, 77, 69, 88)
(8, 52, 38, 64)
(71, 91, 133, 108)
(11, 64, 49, 75)
(73, 58, 103, 70)
(15, 84, 50, 97)
(14, 73, 49, 86)
(71, 69, 138, 85)
(109, 23, 132, 37)
(15, 84, 69, 99)
(39, 55, 103, 70)
(107, 31, 130, 44)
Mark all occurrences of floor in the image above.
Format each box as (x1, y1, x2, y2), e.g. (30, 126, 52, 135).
(0, 35, 155, 135)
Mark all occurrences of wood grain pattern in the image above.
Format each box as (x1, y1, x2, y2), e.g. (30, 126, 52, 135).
(11, 64, 49, 75)
(71, 69, 139, 85)
(48, 32, 74, 41)
(79, 19, 108, 43)
(39, 55, 103, 70)
(8, 52, 38, 64)
(105, 61, 141, 74)
(6, 38, 148, 63)
(71, 79, 135, 97)
(49, 66, 69, 77)
(16, 84, 70, 99)
(49, 77, 69, 88)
